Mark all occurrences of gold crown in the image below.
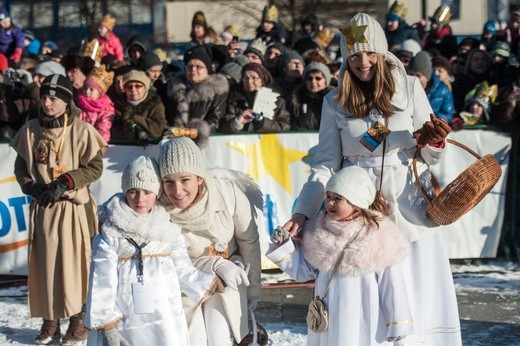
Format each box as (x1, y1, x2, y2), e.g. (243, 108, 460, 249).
(262, 4, 279, 23)
(81, 38, 104, 65)
(388, 1, 408, 19)
(474, 81, 498, 104)
(314, 27, 335, 48)
(88, 65, 114, 93)
(224, 25, 239, 36)
(100, 13, 116, 31)
(431, 5, 452, 26)
(192, 11, 207, 27)
(247, 38, 267, 55)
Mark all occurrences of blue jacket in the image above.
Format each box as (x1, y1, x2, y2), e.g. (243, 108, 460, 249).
(0, 25, 24, 56)
(426, 73, 455, 122)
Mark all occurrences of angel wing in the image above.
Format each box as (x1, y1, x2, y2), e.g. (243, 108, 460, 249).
(209, 167, 264, 211)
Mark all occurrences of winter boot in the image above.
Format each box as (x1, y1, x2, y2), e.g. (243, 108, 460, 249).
(61, 312, 89, 345)
(35, 319, 61, 345)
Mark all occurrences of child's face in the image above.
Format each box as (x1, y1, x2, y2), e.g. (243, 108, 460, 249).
(162, 172, 203, 210)
(41, 96, 67, 118)
(98, 25, 109, 38)
(125, 188, 157, 214)
(325, 192, 356, 222)
(469, 102, 484, 117)
(435, 67, 450, 81)
(146, 65, 162, 83)
(83, 86, 101, 100)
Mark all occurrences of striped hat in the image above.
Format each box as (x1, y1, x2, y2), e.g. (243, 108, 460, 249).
(40, 74, 73, 105)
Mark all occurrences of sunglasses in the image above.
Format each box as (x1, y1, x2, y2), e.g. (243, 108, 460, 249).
(124, 83, 145, 90)
(306, 76, 324, 82)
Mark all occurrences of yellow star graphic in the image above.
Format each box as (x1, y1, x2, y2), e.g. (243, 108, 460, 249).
(226, 134, 307, 193)
(340, 19, 368, 49)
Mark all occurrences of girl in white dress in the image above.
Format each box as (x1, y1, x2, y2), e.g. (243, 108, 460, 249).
(85, 156, 218, 346)
(268, 166, 413, 345)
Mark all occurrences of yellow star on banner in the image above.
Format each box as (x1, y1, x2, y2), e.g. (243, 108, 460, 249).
(340, 19, 368, 49)
(226, 134, 307, 193)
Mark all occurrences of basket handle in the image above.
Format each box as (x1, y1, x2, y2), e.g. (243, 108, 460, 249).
(412, 139, 483, 203)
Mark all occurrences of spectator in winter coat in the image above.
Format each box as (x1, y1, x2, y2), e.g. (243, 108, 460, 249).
(288, 62, 333, 130)
(490, 68, 520, 132)
(487, 41, 518, 88)
(408, 51, 455, 122)
(61, 54, 95, 99)
(221, 63, 290, 133)
(137, 52, 167, 104)
(113, 70, 166, 145)
(0, 7, 24, 64)
(424, 5, 453, 46)
(385, 1, 420, 51)
(264, 42, 287, 77)
(271, 50, 305, 103)
(125, 35, 153, 65)
(76, 65, 115, 143)
(165, 47, 229, 146)
(255, 4, 288, 45)
(497, 10, 520, 45)
(452, 49, 491, 112)
(97, 14, 124, 61)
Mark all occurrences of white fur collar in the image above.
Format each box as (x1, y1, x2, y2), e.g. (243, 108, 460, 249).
(98, 193, 181, 244)
(301, 211, 409, 276)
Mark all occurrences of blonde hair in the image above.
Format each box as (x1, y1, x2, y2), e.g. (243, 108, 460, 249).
(337, 54, 396, 118)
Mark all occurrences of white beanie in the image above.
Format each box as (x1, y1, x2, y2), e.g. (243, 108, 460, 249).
(34, 61, 66, 77)
(159, 137, 206, 178)
(326, 166, 376, 210)
(340, 13, 388, 60)
(121, 156, 161, 195)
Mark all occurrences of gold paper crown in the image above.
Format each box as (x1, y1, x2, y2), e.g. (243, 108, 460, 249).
(88, 65, 114, 93)
(247, 38, 268, 55)
(262, 4, 279, 23)
(100, 14, 116, 31)
(81, 38, 104, 65)
(474, 81, 498, 104)
(431, 5, 452, 26)
(314, 27, 335, 48)
(388, 1, 408, 19)
(192, 11, 207, 27)
(224, 25, 239, 36)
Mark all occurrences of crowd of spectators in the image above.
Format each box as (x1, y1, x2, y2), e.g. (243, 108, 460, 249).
(1, 1, 520, 146)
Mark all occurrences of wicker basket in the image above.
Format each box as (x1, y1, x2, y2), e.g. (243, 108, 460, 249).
(412, 139, 502, 225)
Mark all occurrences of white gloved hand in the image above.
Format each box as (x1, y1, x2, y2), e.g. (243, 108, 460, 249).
(102, 328, 131, 346)
(213, 257, 250, 290)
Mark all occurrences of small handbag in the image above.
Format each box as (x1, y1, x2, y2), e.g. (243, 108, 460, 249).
(306, 230, 361, 333)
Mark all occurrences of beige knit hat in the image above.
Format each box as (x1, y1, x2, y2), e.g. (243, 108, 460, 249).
(158, 138, 207, 178)
(122, 156, 161, 195)
(339, 13, 388, 60)
(326, 166, 376, 210)
(123, 70, 151, 90)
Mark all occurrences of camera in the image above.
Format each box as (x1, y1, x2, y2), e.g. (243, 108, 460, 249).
(251, 112, 264, 121)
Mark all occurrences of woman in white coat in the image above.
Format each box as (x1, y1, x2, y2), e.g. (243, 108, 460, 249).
(158, 137, 262, 346)
(283, 13, 462, 345)
(85, 156, 217, 346)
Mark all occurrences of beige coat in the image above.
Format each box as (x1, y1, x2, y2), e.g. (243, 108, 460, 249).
(169, 177, 262, 343)
(11, 115, 106, 320)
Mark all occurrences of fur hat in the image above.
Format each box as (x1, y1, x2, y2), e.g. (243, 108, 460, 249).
(40, 74, 73, 105)
(85, 65, 114, 94)
(123, 70, 151, 90)
(242, 62, 272, 85)
(137, 53, 162, 72)
(326, 166, 376, 210)
(340, 13, 388, 60)
(184, 47, 213, 73)
(192, 11, 207, 28)
(304, 62, 331, 86)
(34, 61, 66, 77)
(122, 156, 161, 195)
(262, 4, 279, 23)
(100, 13, 116, 31)
(159, 137, 207, 178)
(408, 51, 432, 80)
(61, 54, 96, 76)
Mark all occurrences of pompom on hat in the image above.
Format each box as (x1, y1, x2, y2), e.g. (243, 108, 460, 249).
(0, 8, 10, 23)
(40, 74, 73, 105)
(326, 166, 376, 210)
(122, 156, 161, 195)
(100, 14, 117, 31)
(339, 13, 388, 60)
(159, 137, 207, 178)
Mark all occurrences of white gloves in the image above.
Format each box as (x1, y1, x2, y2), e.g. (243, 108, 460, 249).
(213, 257, 250, 291)
(102, 329, 131, 346)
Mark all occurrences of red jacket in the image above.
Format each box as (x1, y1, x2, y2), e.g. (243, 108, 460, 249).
(98, 32, 124, 61)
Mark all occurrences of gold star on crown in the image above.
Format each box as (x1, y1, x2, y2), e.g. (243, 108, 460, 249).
(340, 19, 369, 49)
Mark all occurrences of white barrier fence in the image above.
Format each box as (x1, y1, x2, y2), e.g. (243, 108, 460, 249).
(0, 130, 511, 275)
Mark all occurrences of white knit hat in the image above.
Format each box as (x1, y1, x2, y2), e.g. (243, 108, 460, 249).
(326, 166, 376, 210)
(340, 13, 388, 60)
(158, 137, 206, 178)
(121, 156, 161, 195)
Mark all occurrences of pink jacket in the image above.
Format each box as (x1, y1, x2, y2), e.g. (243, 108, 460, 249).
(98, 32, 124, 61)
(77, 94, 115, 143)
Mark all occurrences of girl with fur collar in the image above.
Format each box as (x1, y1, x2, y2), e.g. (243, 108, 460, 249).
(267, 167, 413, 346)
(85, 156, 217, 346)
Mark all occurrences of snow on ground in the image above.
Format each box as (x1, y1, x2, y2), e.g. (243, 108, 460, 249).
(1, 260, 519, 345)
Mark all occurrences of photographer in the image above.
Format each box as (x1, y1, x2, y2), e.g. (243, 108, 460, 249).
(220, 63, 290, 133)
